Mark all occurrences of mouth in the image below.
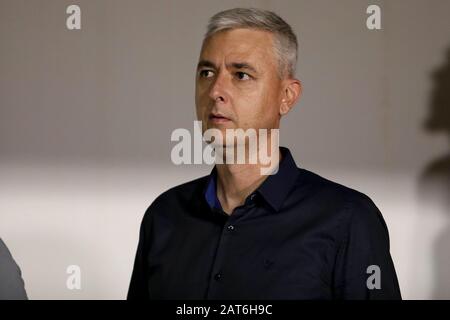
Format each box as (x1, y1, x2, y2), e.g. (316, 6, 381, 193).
(208, 113, 231, 124)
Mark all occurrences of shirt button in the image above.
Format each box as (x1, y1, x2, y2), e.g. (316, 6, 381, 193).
(227, 225, 235, 232)
(214, 273, 222, 281)
(250, 193, 256, 201)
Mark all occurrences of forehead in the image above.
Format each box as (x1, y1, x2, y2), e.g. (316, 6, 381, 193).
(200, 28, 278, 69)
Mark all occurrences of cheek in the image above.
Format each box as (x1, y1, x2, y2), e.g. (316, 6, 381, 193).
(236, 97, 268, 129)
(241, 86, 279, 126)
(261, 82, 282, 120)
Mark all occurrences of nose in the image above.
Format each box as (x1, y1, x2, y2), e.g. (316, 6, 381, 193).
(208, 71, 229, 104)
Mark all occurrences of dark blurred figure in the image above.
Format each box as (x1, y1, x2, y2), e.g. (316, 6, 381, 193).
(420, 47, 450, 299)
(0, 238, 28, 300)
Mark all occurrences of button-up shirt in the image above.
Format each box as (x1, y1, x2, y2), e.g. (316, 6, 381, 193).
(127, 147, 401, 299)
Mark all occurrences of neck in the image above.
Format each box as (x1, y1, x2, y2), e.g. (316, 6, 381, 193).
(215, 146, 282, 215)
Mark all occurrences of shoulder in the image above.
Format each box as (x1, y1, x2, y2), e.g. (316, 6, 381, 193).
(140, 174, 210, 225)
(296, 168, 375, 207)
(295, 168, 390, 239)
(0, 238, 28, 299)
(0, 238, 16, 264)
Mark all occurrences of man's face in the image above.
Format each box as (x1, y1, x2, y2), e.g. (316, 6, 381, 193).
(195, 28, 285, 141)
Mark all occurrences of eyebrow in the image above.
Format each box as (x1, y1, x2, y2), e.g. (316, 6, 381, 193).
(197, 60, 258, 74)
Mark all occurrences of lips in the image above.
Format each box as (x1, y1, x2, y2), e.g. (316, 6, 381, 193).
(209, 112, 231, 123)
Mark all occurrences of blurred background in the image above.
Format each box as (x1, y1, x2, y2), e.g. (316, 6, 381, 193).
(0, 0, 449, 299)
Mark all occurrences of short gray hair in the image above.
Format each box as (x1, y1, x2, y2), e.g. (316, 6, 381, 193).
(205, 8, 298, 78)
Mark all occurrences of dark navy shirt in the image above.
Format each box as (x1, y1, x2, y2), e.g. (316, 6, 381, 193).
(127, 147, 401, 300)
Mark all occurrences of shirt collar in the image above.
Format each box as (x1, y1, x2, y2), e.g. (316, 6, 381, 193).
(204, 146, 300, 213)
(204, 167, 223, 211)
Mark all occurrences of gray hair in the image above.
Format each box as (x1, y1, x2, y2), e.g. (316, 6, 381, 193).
(204, 8, 298, 78)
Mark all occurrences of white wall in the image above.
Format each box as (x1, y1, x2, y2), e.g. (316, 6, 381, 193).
(1, 0, 449, 299)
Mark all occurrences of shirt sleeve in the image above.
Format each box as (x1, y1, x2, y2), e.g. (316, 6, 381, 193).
(332, 194, 402, 300)
(0, 238, 28, 300)
(127, 211, 152, 300)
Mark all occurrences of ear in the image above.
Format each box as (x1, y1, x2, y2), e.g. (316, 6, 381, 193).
(279, 78, 302, 116)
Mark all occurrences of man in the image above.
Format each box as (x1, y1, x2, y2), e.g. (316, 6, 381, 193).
(128, 8, 401, 299)
(0, 238, 28, 300)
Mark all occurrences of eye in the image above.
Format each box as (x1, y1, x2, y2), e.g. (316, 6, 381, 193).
(236, 71, 251, 80)
(199, 69, 214, 78)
